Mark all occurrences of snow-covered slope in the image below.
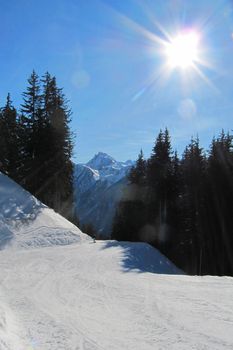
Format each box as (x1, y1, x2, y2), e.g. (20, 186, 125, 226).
(0, 173, 233, 349)
(0, 172, 90, 249)
(74, 152, 134, 237)
(0, 240, 233, 349)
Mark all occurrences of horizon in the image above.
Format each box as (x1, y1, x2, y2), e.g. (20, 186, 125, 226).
(1, 0, 233, 163)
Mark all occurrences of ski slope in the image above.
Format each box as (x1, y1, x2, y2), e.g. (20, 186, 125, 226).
(0, 173, 233, 349)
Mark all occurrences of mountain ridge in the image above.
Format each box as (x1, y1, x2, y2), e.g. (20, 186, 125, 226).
(74, 152, 134, 237)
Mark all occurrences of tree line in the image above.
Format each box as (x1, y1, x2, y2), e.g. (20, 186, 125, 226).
(112, 128, 233, 276)
(0, 71, 74, 220)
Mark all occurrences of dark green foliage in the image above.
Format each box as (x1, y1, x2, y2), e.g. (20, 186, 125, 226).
(146, 128, 173, 246)
(112, 150, 147, 242)
(112, 199, 146, 242)
(0, 71, 75, 222)
(112, 128, 233, 276)
(0, 94, 20, 181)
(81, 223, 98, 239)
(129, 149, 146, 185)
(204, 131, 233, 275)
(35, 74, 74, 218)
(19, 70, 43, 193)
(21, 70, 41, 123)
(178, 138, 207, 274)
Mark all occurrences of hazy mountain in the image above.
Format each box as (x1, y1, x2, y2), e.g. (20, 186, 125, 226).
(73, 152, 134, 237)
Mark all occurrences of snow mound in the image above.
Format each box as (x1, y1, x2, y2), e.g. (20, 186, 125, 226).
(0, 172, 91, 249)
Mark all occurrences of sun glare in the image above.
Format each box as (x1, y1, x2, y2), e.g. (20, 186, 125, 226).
(165, 31, 200, 70)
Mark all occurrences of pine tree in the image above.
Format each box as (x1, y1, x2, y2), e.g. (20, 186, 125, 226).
(0, 94, 19, 181)
(19, 70, 42, 192)
(206, 131, 233, 275)
(81, 223, 98, 239)
(21, 70, 41, 123)
(179, 137, 207, 274)
(112, 150, 147, 241)
(17, 71, 74, 220)
(39, 75, 74, 218)
(129, 149, 146, 185)
(166, 150, 183, 264)
(146, 128, 173, 247)
(112, 199, 146, 242)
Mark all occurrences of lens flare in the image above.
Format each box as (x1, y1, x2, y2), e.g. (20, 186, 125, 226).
(164, 31, 200, 69)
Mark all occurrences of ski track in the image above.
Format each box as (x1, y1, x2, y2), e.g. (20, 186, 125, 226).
(0, 241, 233, 350)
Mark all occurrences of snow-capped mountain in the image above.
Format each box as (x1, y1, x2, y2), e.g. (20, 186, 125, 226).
(85, 151, 134, 185)
(73, 152, 134, 237)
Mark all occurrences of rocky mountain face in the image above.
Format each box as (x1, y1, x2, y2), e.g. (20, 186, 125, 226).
(73, 152, 134, 238)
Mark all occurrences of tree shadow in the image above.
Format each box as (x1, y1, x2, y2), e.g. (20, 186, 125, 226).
(101, 240, 183, 275)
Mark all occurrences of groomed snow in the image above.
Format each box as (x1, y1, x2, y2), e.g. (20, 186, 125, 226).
(1, 242, 233, 350)
(0, 173, 233, 349)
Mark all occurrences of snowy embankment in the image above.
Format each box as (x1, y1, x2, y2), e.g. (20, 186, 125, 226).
(0, 173, 233, 349)
(0, 172, 91, 249)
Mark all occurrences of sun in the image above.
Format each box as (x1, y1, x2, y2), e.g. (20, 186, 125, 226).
(164, 31, 200, 70)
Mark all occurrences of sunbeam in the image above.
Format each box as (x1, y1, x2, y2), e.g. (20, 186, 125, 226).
(104, 2, 216, 96)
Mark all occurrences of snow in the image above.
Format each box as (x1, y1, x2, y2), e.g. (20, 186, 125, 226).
(0, 172, 233, 349)
(74, 165, 100, 195)
(0, 242, 233, 349)
(83, 152, 134, 186)
(74, 152, 134, 236)
(86, 151, 117, 170)
(0, 172, 91, 249)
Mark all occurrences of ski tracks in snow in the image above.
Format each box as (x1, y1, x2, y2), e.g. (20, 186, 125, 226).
(0, 242, 233, 349)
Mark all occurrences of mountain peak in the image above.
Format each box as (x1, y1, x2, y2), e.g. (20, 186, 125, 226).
(86, 152, 116, 170)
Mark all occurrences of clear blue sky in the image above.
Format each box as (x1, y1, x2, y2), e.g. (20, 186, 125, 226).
(1, 0, 233, 163)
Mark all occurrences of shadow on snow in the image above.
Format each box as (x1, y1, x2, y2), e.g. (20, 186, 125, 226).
(101, 240, 182, 275)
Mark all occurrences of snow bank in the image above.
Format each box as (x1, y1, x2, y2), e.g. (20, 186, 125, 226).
(0, 172, 91, 249)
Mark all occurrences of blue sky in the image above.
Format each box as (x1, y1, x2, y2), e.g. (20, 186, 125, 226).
(1, 0, 233, 163)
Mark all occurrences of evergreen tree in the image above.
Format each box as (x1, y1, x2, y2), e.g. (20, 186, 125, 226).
(179, 137, 207, 274)
(129, 149, 146, 185)
(18, 71, 74, 220)
(146, 128, 173, 247)
(21, 70, 41, 122)
(81, 223, 98, 239)
(166, 150, 183, 264)
(205, 131, 233, 275)
(112, 150, 147, 241)
(39, 75, 74, 218)
(0, 94, 19, 181)
(112, 199, 146, 242)
(19, 70, 42, 192)
(112, 128, 233, 276)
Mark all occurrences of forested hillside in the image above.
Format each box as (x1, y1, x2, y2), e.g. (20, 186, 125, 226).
(112, 129, 233, 276)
